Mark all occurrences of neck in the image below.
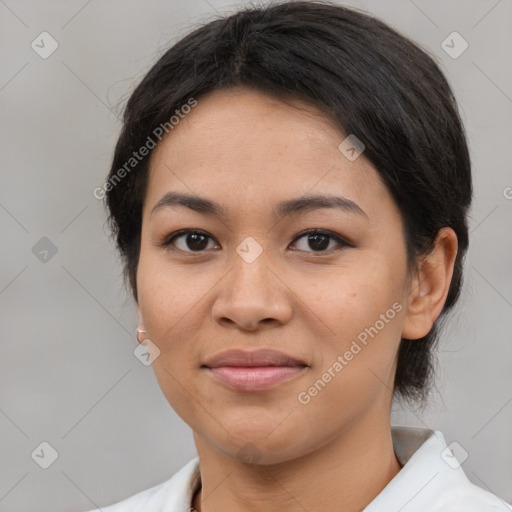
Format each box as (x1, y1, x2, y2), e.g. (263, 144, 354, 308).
(191, 418, 402, 512)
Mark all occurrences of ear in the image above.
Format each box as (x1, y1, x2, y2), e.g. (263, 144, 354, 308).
(401, 227, 458, 340)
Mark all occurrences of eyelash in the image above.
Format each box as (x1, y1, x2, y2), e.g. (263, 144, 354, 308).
(158, 228, 352, 254)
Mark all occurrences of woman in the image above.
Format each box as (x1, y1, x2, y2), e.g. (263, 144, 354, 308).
(87, 1, 511, 510)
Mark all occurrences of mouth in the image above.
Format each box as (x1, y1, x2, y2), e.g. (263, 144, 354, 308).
(201, 348, 309, 392)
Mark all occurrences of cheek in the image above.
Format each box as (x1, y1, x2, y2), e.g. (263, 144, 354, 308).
(136, 256, 210, 424)
(137, 244, 204, 317)
(136, 251, 207, 360)
(303, 255, 407, 398)
(296, 274, 405, 424)
(308, 259, 405, 339)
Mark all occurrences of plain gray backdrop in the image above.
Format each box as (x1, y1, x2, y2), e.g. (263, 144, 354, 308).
(1, 0, 511, 510)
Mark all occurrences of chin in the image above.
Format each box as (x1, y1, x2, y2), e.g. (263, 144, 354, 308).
(213, 427, 309, 466)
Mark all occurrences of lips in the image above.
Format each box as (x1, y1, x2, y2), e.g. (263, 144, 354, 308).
(202, 349, 309, 392)
(202, 348, 308, 369)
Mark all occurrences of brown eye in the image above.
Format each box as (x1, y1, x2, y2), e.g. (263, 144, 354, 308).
(161, 230, 219, 252)
(290, 230, 350, 253)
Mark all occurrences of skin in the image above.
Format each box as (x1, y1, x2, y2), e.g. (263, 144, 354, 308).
(135, 86, 458, 512)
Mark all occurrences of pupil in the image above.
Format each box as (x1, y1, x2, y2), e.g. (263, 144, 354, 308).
(309, 234, 329, 251)
(188, 233, 208, 251)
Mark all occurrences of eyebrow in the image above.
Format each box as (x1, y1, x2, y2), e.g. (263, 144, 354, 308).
(150, 191, 368, 221)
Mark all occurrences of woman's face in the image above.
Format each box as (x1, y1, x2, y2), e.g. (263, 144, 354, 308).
(137, 87, 412, 464)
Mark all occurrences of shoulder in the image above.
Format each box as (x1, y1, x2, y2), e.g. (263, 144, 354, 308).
(81, 457, 200, 512)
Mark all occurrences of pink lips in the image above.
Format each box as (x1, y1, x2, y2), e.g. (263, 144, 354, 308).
(202, 349, 309, 392)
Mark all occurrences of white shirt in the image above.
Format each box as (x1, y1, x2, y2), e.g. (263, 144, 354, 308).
(85, 426, 511, 511)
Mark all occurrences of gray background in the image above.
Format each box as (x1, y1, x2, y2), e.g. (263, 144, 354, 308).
(1, 0, 511, 510)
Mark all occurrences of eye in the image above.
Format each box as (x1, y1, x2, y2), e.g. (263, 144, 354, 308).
(159, 228, 351, 254)
(160, 229, 219, 252)
(290, 229, 351, 253)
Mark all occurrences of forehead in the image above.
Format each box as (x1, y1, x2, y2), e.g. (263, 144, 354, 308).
(145, 87, 389, 218)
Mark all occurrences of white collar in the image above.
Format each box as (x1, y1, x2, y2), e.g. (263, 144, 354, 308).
(97, 426, 511, 511)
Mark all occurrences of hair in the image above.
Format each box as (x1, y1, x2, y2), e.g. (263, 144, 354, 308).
(104, 0, 472, 403)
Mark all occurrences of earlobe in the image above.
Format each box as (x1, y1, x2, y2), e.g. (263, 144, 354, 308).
(401, 227, 458, 340)
(136, 325, 147, 344)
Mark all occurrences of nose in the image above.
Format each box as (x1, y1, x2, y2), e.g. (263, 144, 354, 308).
(211, 248, 293, 331)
